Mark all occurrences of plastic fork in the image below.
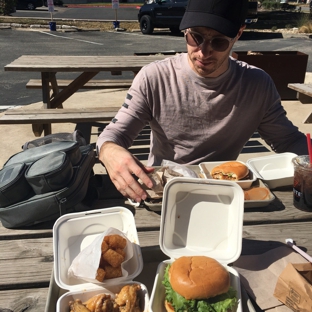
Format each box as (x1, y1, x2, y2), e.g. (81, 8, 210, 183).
(285, 238, 312, 263)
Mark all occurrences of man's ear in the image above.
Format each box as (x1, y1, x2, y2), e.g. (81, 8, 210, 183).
(236, 25, 246, 41)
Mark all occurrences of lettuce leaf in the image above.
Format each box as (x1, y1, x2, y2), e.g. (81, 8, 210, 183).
(162, 264, 238, 312)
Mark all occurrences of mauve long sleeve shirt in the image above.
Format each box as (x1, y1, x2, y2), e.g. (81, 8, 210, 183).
(97, 53, 308, 166)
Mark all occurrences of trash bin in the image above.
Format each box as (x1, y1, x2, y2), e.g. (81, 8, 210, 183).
(113, 21, 120, 29)
(232, 51, 308, 100)
(49, 22, 57, 31)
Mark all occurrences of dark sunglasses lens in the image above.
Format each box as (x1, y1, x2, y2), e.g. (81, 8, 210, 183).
(186, 32, 204, 47)
(210, 38, 230, 52)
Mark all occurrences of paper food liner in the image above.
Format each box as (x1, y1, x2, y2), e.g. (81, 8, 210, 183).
(68, 227, 133, 284)
(139, 160, 198, 199)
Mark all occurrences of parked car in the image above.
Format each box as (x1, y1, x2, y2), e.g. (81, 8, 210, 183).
(138, 0, 258, 35)
(16, 0, 43, 10)
(138, 0, 187, 34)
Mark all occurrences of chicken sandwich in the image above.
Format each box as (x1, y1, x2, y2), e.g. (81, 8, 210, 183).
(163, 256, 238, 312)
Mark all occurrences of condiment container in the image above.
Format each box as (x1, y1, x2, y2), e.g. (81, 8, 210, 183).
(246, 152, 297, 189)
(149, 178, 244, 312)
(53, 207, 149, 312)
(199, 160, 256, 189)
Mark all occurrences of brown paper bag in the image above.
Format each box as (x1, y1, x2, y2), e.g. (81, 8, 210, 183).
(274, 262, 312, 312)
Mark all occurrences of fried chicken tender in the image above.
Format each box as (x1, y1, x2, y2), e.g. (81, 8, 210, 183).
(70, 284, 142, 312)
(69, 299, 91, 312)
(104, 235, 127, 249)
(115, 284, 142, 312)
(96, 267, 106, 282)
(83, 293, 118, 312)
(102, 248, 125, 268)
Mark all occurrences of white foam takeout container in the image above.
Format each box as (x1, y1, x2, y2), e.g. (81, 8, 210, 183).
(199, 160, 257, 189)
(53, 207, 149, 312)
(246, 152, 297, 189)
(149, 178, 244, 312)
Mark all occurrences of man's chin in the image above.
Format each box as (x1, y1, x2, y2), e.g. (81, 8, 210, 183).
(194, 65, 215, 78)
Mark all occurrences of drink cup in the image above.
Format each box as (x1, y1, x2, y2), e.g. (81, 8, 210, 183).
(292, 155, 312, 212)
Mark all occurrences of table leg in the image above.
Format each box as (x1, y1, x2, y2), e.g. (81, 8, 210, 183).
(49, 72, 99, 109)
(33, 72, 54, 136)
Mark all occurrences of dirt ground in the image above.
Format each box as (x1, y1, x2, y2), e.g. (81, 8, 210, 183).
(0, 10, 311, 32)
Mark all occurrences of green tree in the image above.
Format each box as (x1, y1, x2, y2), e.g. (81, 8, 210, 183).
(0, 0, 16, 15)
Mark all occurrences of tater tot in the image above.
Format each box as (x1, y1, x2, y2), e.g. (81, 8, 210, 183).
(104, 235, 127, 249)
(102, 248, 124, 268)
(104, 264, 122, 279)
(101, 239, 109, 254)
(115, 248, 126, 258)
(96, 267, 106, 282)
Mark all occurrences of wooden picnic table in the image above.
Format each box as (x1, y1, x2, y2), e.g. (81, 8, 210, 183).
(3, 55, 168, 136)
(1, 171, 312, 312)
(4, 55, 168, 110)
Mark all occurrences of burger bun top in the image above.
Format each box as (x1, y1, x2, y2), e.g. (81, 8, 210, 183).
(169, 256, 230, 300)
(211, 161, 249, 181)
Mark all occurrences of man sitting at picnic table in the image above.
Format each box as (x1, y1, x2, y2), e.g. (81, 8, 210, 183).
(97, 0, 309, 203)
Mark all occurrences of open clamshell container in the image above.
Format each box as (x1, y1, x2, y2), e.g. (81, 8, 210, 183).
(246, 152, 297, 189)
(53, 207, 149, 312)
(199, 160, 256, 189)
(149, 178, 244, 312)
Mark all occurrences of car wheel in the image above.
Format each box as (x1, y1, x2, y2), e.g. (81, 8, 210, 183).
(140, 15, 154, 34)
(170, 27, 181, 34)
(27, 2, 36, 10)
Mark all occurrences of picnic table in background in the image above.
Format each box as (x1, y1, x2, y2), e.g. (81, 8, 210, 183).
(3, 55, 168, 136)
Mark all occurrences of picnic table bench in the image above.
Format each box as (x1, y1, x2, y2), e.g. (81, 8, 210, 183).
(0, 107, 120, 141)
(26, 78, 133, 90)
(287, 83, 312, 104)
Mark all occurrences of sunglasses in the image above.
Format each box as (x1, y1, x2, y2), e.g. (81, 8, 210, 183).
(184, 29, 234, 52)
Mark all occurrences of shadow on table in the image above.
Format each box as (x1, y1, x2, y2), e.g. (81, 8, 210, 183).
(241, 238, 287, 256)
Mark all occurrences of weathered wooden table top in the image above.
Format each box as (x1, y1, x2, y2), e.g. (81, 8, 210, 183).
(1, 184, 311, 312)
(4, 55, 169, 73)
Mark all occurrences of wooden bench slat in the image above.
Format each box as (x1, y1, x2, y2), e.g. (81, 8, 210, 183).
(3, 107, 119, 115)
(0, 108, 120, 124)
(288, 83, 312, 104)
(26, 79, 133, 90)
(288, 83, 312, 96)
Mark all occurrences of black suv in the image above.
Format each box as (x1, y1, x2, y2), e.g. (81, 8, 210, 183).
(138, 0, 258, 35)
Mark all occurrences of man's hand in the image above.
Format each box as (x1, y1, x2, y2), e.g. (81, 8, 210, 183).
(99, 142, 154, 203)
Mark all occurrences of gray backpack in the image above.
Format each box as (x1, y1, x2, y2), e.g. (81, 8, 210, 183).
(0, 132, 95, 228)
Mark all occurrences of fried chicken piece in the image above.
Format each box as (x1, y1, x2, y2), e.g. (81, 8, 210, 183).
(115, 284, 142, 312)
(104, 235, 127, 249)
(103, 264, 122, 279)
(102, 248, 125, 268)
(83, 293, 118, 312)
(69, 299, 91, 312)
(96, 267, 106, 282)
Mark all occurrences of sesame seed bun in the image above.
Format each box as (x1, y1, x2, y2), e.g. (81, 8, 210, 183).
(169, 256, 230, 300)
(211, 161, 249, 181)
